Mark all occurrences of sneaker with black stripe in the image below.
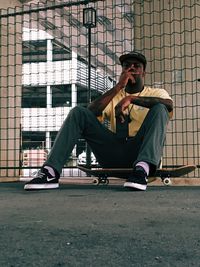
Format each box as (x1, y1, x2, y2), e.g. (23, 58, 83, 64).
(24, 167, 59, 190)
(124, 167, 148, 191)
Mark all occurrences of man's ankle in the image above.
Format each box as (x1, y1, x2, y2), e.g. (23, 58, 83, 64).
(43, 165, 60, 178)
(135, 161, 149, 176)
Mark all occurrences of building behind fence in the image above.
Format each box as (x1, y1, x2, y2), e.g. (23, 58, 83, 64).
(0, 0, 199, 177)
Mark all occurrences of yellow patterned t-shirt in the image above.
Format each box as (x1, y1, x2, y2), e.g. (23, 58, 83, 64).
(102, 86, 173, 137)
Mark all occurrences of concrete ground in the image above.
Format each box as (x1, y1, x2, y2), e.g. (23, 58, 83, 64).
(0, 181, 200, 267)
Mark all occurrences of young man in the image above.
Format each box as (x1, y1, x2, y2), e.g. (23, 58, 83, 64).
(24, 51, 173, 191)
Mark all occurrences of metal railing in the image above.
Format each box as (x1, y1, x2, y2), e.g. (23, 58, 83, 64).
(0, 0, 199, 177)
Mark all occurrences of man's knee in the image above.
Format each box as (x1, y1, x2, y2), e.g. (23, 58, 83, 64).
(70, 105, 87, 114)
(69, 106, 96, 122)
(150, 103, 170, 120)
(69, 106, 89, 118)
(152, 103, 168, 113)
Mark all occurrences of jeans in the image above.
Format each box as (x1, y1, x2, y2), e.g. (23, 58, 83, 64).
(45, 103, 170, 174)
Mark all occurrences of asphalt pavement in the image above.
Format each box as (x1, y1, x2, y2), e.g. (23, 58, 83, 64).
(0, 182, 200, 267)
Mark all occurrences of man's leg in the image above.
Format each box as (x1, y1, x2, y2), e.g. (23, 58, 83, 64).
(24, 106, 129, 190)
(46, 106, 130, 172)
(45, 106, 98, 174)
(133, 103, 170, 169)
(124, 103, 170, 190)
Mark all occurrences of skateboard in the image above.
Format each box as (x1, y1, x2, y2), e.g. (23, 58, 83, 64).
(78, 165, 196, 185)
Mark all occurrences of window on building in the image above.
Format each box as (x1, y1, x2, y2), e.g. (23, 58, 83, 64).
(51, 84, 72, 107)
(22, 40, 47, 63)
(77, 87, 87, 107)
(77, 85, 102, 107)
(77, 56, 88, 64)
(22, 86, 47, 108)
(52, 40, 72, 61)
(22, 131, 46, 150)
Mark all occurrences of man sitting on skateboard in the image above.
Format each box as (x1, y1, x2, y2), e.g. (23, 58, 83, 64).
(24, 51, 173, 191)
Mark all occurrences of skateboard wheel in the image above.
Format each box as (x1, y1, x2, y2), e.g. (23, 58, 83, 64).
(92, 177, 109, 185)
(93, 178, 100, 185)
(99, 178, 109, 185)
(163, 177, 172, 186)
(103, 179, 109, 185)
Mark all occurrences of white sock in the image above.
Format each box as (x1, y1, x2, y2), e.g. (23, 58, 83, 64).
(136, 161, 150, 176)
(44, 166, 55, 177)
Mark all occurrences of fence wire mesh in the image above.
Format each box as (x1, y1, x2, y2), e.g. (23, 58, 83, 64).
(0, 0, 199, 178)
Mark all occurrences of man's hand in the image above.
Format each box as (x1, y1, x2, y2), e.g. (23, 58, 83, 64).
(115, 96, 134, 123)
(117, 68, 136, 89)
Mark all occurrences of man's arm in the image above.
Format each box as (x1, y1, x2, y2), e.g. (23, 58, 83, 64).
(88, 68, 135, 116)
(132, 96, 173, 112)
(115, 95, 173, 122)
(87, 83, 122, 116)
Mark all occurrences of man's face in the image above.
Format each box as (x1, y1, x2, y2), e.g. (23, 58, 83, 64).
(122, 59, 145, 73)
(122, 59, 145, 90)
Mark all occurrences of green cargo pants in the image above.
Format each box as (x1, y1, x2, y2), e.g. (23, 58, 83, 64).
(45, 103, 170, 174)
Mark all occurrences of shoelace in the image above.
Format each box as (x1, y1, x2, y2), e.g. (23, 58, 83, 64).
(32, 170, 46, 179)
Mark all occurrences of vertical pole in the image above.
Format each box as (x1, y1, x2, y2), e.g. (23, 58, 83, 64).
(83, 7, 96, 168)
(86, 27, 91, 167)
(88, 27, 92, 103)
(46, 40, 52, 155)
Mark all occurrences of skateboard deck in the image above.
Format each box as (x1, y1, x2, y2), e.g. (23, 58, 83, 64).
(78, 165, 196, 185)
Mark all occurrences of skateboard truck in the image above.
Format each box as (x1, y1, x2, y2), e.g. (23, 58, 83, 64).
(93, 175, 109, 185)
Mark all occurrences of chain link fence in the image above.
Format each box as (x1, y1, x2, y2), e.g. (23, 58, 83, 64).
(0, 0, 199, 178)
